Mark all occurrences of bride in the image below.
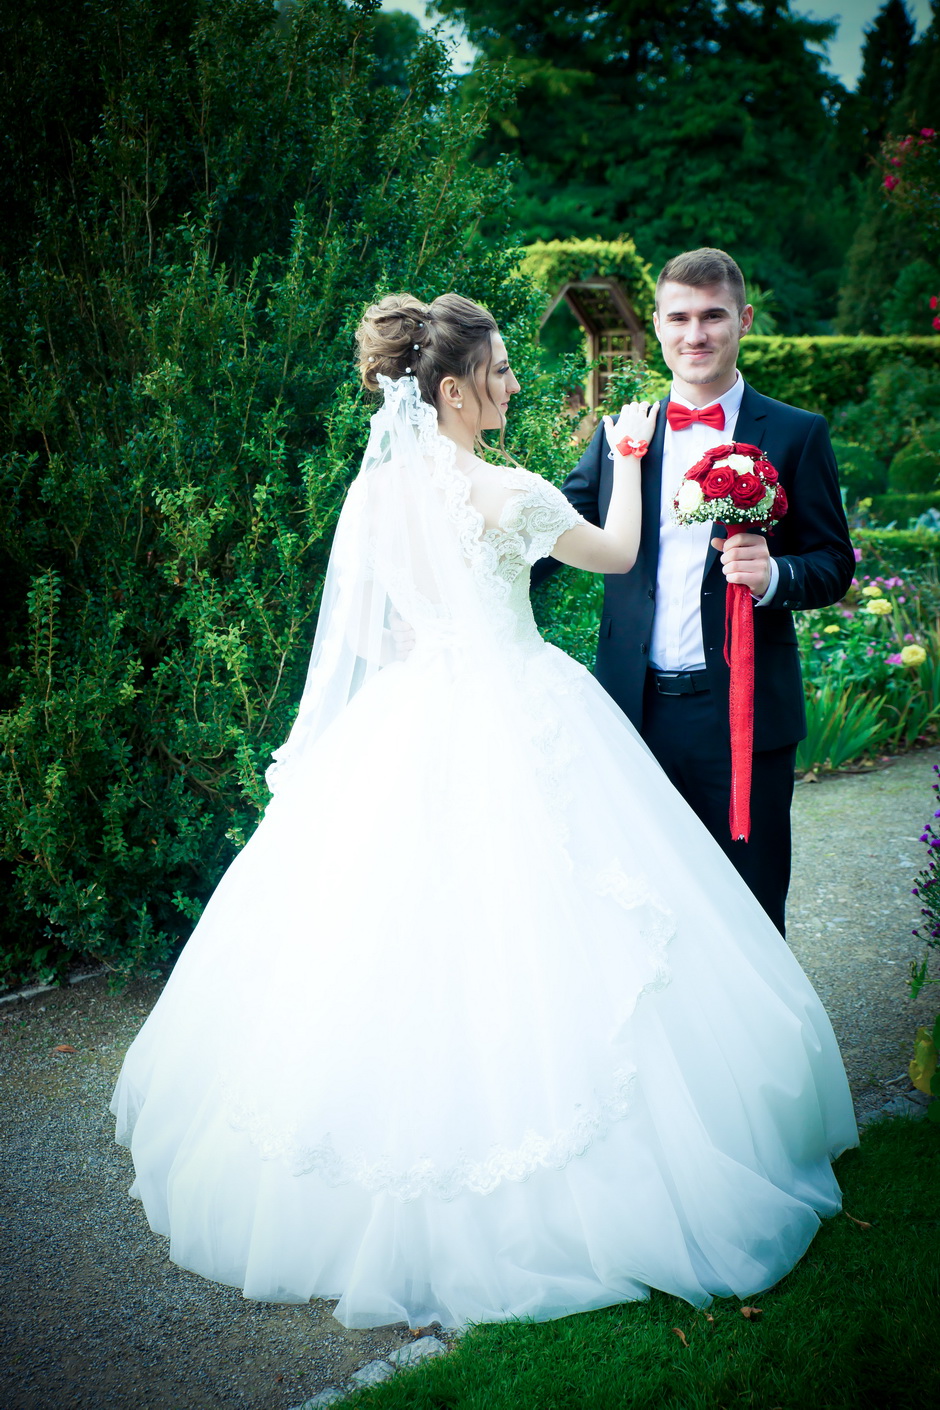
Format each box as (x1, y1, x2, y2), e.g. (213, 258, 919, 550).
(112, 292, 857, 1330)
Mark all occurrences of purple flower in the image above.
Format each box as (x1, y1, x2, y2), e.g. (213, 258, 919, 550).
(886, 653, 903, 665)
(853, 547, 863, 562)
(904, 633, 915, 642)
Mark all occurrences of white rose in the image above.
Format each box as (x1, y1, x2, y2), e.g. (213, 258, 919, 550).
(676, 479, 704, 514)
(725, 453, 755, 474)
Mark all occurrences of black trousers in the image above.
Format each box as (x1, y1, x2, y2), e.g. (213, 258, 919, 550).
(641, 673, 796, 937)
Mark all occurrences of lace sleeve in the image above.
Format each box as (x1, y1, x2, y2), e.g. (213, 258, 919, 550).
(503, 477, 584, 566)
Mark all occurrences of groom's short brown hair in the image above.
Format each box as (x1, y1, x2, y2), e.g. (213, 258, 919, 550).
(655, 248, 747, 313)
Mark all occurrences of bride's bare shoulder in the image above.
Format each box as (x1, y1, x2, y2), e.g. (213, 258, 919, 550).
(466, 461, 542, 530)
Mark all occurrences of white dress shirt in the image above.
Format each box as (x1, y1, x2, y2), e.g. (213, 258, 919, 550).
(649, 374, 779, 672)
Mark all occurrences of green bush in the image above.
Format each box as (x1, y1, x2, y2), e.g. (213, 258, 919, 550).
(519, 238, 656, 323)
(0, 0, 562, 987)
(853, 527, 940, 573)
(887, 426, 940, 493)
(737, 336, 940, 417)
(869, 493, 940, 524)
(641, 335, 940, 418)
(831, 437, 889, 499)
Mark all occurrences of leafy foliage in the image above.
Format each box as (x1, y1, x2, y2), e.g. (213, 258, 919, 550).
(836, 5, 939, 334)
(796, 566, 940, 767)
(730, 337, 940, 418)
(0, 0, 548, 985)
(435, 0, 856, 331)
(519, 238, 655, 322)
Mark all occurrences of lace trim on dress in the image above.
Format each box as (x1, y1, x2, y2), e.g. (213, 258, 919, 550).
(589, 859, 677, 1011)
(219, 1065, 639, 1202)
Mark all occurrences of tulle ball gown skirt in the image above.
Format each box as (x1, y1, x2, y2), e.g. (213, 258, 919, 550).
(112, 642, 858, 1329)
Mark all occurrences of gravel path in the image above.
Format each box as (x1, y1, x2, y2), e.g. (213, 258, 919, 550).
(2, 748, 937, 1409)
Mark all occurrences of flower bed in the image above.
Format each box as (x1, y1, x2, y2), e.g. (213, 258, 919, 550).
(796, 560, 940, 771)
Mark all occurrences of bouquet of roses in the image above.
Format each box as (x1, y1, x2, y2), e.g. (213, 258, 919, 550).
(672, 442, 788, 844)
(673, 443, 787, 529)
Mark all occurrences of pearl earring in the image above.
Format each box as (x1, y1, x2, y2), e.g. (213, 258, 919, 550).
(456, 401, 463, 409)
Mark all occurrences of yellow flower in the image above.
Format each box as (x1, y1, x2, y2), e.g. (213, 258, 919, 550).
(823, 624, 841, 634)
(900, 644, 927, 667)
(861, 584, 883, 597)
(866, 598, 892, 616)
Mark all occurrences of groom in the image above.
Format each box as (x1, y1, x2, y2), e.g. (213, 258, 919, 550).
(534, 247, 854, 936)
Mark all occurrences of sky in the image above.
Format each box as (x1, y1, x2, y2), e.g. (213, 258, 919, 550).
(380, 0, 933, 89)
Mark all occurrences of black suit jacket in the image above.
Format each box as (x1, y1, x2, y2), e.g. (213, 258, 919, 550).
(533, 382, 855, 752)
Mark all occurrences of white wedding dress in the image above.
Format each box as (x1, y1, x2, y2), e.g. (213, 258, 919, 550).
(112, 378, 857, 1330)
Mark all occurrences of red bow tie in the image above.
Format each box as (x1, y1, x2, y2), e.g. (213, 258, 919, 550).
(666, 401, 725, 432)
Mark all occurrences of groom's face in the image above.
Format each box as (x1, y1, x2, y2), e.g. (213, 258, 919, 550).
(653, 281, 753, 397)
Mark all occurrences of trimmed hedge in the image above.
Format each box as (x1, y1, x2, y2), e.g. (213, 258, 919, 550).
(852, 527, 940, 572)
(869, 493, 940, 525)
(644, 336, 940, 418)
(737, 337, 940, 418)
(520, 238, 656, 323)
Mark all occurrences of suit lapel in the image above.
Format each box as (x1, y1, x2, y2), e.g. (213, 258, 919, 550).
(640, 396, 668, 579)
(702, 380, 769, 583)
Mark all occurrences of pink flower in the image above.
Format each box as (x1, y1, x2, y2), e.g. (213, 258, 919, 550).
(853, 547, 862, 562)
(931, 296, 939, 310)
(905, 633, 915, 642)
(884, 174, 900, 191)
(891, 156, 903, 166)
(899, 596, 906, 603)
(933, 315, 940, 331)
(866, 647, 875, 657)
(886, 653, 903, 665)
(921, 128, 935, 138)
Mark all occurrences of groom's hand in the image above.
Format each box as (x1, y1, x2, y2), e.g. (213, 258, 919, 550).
(711, 531, 772, 599)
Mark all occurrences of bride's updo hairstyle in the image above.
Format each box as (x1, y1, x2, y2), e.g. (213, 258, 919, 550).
(356, 292, 500, 422)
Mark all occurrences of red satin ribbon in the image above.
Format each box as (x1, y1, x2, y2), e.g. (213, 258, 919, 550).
(722, 523, 756, 843)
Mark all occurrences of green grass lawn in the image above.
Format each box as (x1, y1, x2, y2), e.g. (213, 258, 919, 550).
(348, 1116, 938, 1410)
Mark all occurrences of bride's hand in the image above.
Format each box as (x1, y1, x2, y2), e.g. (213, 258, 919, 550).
(603, 400, 659, 461)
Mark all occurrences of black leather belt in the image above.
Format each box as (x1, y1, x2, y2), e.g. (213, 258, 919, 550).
(649, 669, 711, 696)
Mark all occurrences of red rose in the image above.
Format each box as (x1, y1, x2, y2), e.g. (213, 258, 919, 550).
(685, 461, 712, 482)
(729, 472, 764, 508)
(772, 485, 789, 518)
(733, 443, 761, 459)
(702, 466, 735, 498)
(706, 443, 735, 461)
(754, 458, 778, 484)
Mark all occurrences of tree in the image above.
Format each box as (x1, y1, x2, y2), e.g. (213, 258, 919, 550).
(0, 0, 553, 983)
(836, 2, 940, 332)
(434, 0, 851, 330)
(837, 0, 916, 173)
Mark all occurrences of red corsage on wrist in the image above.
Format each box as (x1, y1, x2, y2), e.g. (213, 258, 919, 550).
(616, 436, 649, 459)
